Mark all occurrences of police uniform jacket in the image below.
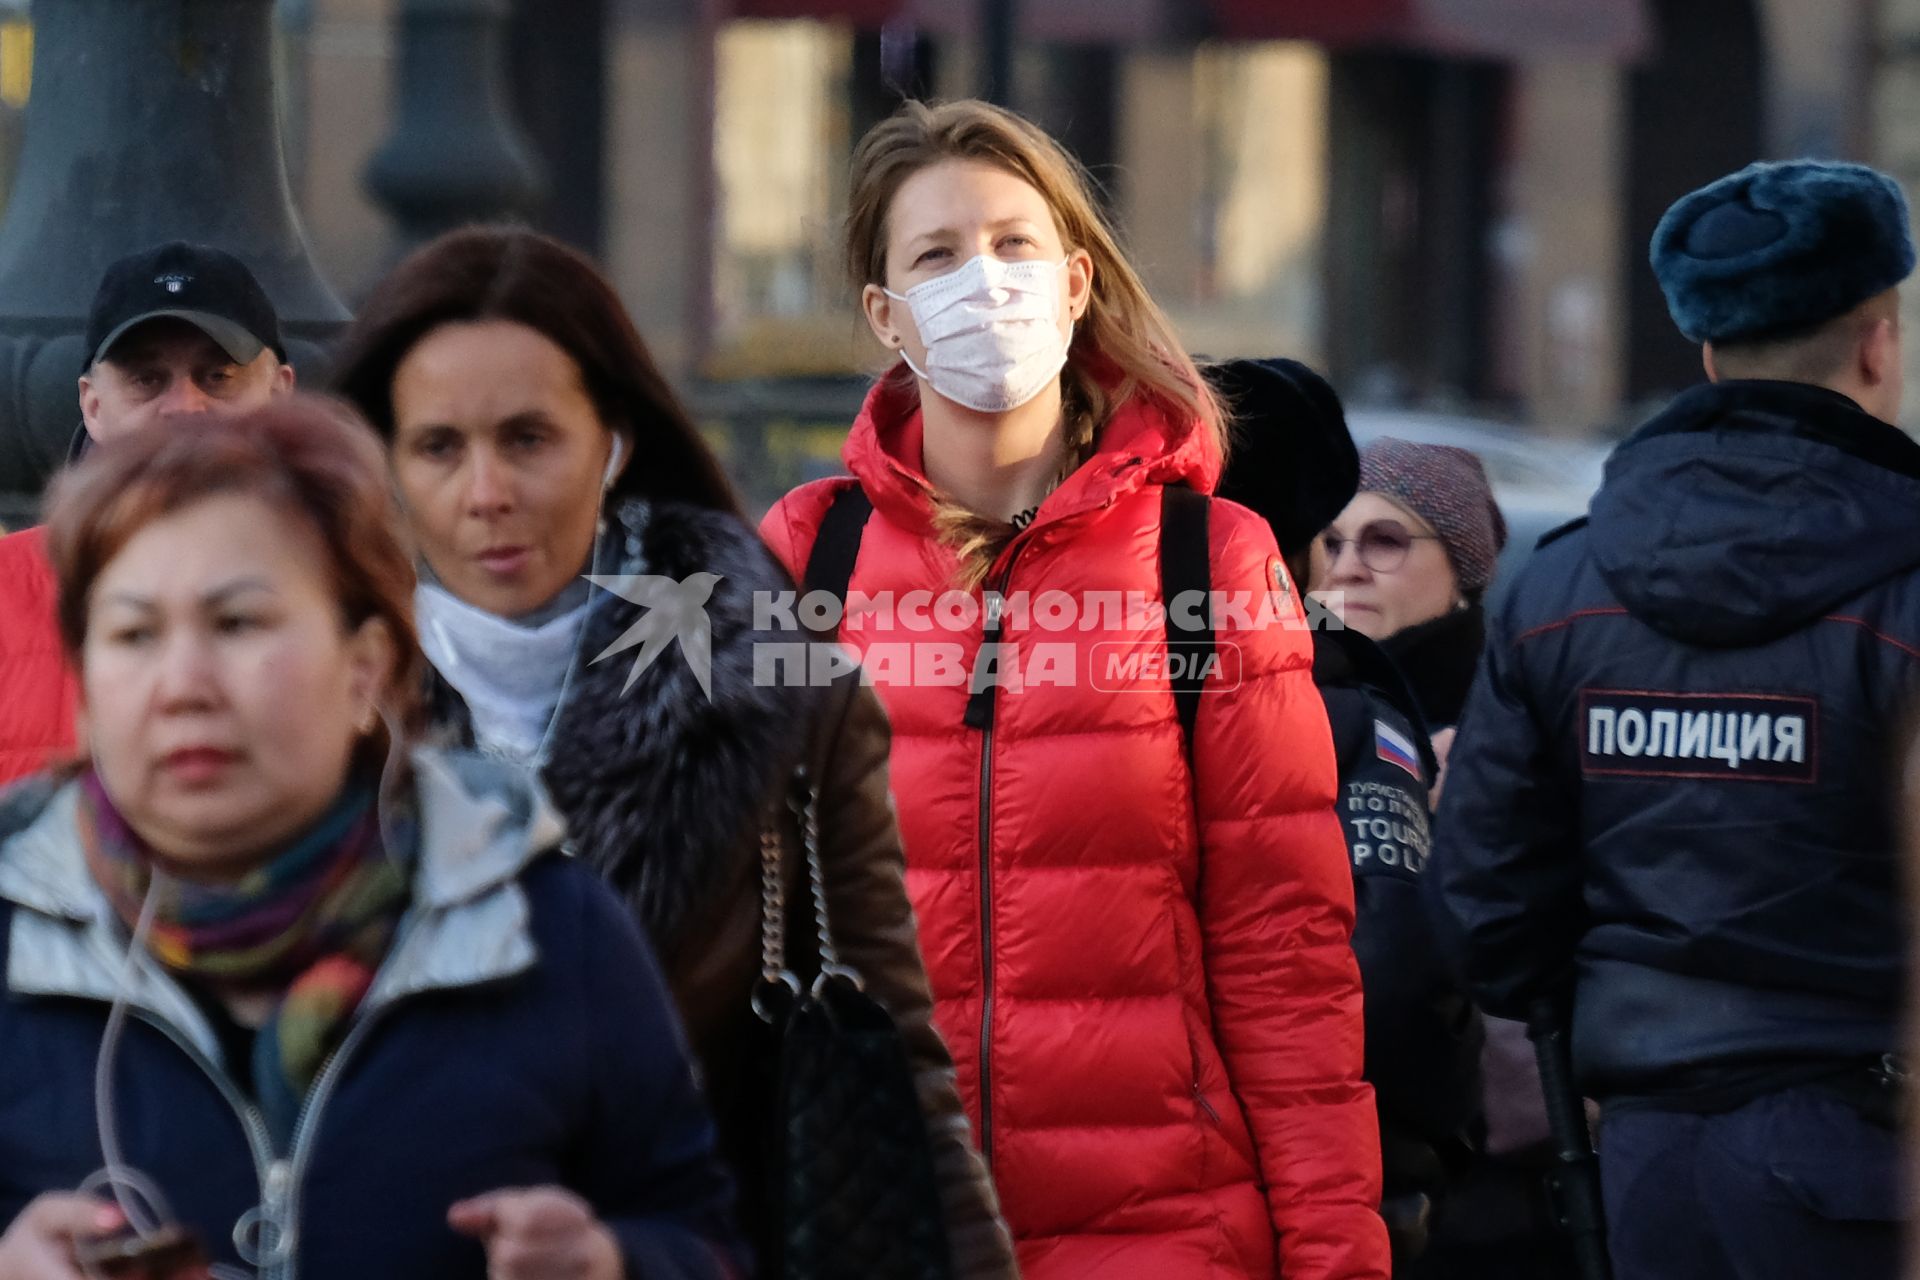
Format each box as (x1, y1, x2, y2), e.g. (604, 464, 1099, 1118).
(1431, 379, 1919, 1101)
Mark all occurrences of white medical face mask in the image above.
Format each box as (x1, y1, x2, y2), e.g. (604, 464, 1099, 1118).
(886, 255, 1073, 413)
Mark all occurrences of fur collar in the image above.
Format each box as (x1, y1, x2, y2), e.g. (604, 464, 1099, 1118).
(1380, 603, 1485, 730)
(427, 499, 812, 954)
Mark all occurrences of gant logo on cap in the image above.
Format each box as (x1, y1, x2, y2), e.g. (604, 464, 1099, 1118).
(156, 272, 191, 294)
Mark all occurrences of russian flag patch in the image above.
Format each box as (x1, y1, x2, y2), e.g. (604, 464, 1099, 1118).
(1375, 720, 1423, 780)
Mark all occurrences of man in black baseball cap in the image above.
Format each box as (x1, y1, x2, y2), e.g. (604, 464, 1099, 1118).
(0, 242, 295, 791)
(76, 240, 294, 445)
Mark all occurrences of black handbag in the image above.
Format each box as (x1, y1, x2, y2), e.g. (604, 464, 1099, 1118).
(755, 768, 954, 1280)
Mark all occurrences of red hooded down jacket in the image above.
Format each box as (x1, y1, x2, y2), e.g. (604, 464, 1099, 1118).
(762, 378, 1387, 1280)
(0, 526, 78, 788)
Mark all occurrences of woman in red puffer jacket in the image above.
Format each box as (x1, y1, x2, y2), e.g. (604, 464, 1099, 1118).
(762, 99, 1387, 1280)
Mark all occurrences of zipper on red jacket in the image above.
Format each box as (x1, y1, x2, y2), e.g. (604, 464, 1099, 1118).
(961, 550, 1021, 1165)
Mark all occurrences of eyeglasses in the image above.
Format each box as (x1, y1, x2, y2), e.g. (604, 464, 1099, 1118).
(1320, 520, 1442, 574)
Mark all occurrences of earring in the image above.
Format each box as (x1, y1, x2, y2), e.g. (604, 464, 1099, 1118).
(357, 705, 378, 735)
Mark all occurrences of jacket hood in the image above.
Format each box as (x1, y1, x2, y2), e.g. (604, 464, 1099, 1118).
(536, 498, 810, 958)
(1590, 380, 1920, 646)
(842, 367, 1222, 539)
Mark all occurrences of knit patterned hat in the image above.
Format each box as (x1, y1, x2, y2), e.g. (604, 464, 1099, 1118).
(1357, 438, 1508, 597)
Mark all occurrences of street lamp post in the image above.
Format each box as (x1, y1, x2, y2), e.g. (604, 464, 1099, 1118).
(0, 0, 347, 518)
(981, 0, 1015, 106)
(365, 0, 545, 249)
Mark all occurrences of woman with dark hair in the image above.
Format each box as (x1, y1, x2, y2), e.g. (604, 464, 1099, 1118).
(331, 226, 1013, 1277)
(0, 399, 742, 1280)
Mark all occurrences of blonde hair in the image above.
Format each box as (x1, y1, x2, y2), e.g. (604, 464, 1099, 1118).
(847, 99, 1224, 587)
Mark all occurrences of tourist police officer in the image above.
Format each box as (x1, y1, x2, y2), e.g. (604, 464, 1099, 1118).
(1215, 357, 1481, 1269)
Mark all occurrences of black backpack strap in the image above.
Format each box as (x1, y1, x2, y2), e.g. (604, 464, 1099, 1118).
(800, 483, 874, 639)
(1159, 485, 1213, 752)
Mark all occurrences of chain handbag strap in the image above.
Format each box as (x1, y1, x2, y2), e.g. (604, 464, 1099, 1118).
(753, 767, 866, 1024)
(792, 769, 866, 997)
(752, 801, 801, 1022)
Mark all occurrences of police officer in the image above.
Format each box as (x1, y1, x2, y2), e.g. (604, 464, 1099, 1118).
(1216, 357, 1482, 1269)
(1430, 160, 1917, 1279)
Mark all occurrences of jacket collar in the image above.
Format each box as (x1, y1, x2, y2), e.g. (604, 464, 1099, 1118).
(1379, 604, 1486, 730)
(0, 749, 558, 1056)
(841, 368, 1222, 540)
(1620, 379, 1920, 481)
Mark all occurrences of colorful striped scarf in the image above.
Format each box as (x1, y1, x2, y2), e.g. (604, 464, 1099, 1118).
(78, 768, 413, 1149)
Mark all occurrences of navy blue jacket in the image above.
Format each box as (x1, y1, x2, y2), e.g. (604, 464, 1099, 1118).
(0, 751, 747, 1280)
(1317, 628, 1481, 1180)
(1431, 380, 1920, 1099)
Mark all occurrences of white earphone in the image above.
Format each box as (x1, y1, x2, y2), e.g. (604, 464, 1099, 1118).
(603, 434, 627, 490)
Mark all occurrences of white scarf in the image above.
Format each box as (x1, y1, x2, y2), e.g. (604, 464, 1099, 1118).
(415, 582, 587, 765)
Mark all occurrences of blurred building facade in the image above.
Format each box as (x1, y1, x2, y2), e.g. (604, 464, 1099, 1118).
(268, 0, 1880, 441)
(124, 0, 1853, 449)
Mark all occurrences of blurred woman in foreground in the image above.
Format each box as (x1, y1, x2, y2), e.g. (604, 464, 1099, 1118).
(0, 401, 742, 1280)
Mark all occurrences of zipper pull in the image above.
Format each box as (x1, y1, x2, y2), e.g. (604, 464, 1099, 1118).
(262, 1156, 295, 1261)
(237, 1159, 296, 1268)
(964, 589, 1007, 730)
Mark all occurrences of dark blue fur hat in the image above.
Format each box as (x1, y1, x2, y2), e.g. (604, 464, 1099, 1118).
(1651, 160, 1915, 344)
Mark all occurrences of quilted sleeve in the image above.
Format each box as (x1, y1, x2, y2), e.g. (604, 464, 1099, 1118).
(1191, 501, 1389, 1280)
(0, 528, 80, 787)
